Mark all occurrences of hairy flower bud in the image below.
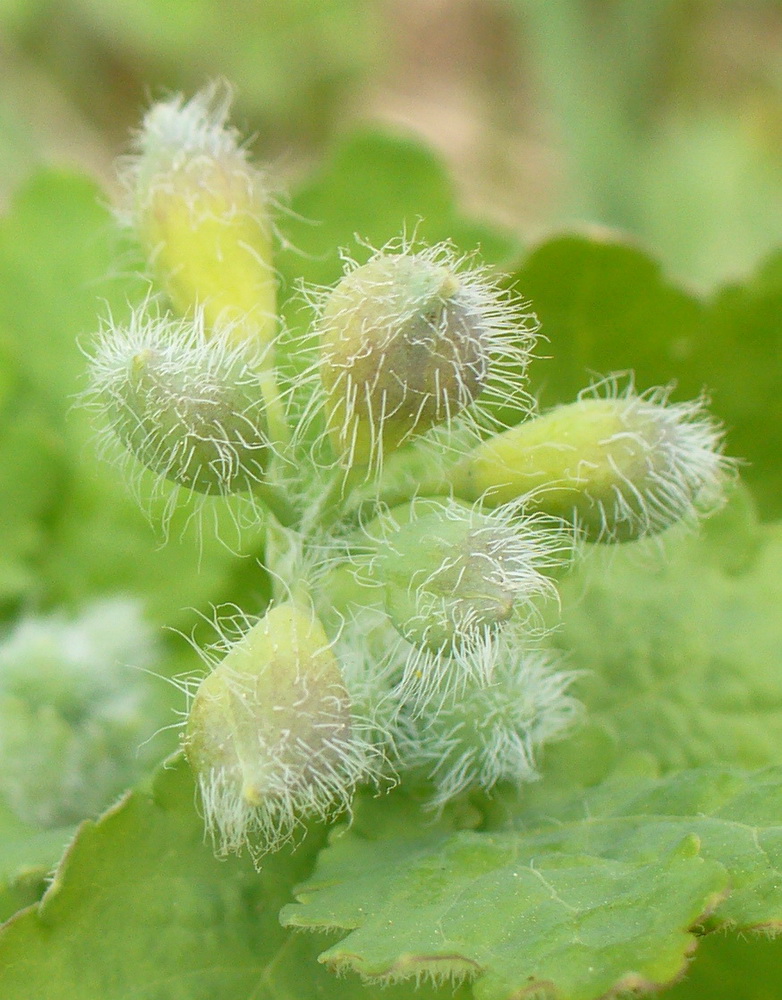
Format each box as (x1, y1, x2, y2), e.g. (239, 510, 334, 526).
(184, 603, 373, 857)
(363, 498, 558, 652)
(395, 638, 578, 809)
(0, 600, 164, 828)
(451, 384, 731, 542)
(121, 83, 276, 348)
(86, 308, 270, 496)
(317, 245, 536, 467)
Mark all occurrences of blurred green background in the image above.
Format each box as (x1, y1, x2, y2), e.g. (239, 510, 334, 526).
(4, 0, 782, 291)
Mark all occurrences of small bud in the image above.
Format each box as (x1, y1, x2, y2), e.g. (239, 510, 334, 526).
(451, 384, 731, 542)
(86, 307, 270, 495)
(121, 83, 276, 348)
(184, 603, 373, 857)
(0, 600, 165, 828)
(317, 244, 536, 467)
(363, 498, 559, 652)
(395, 637, 578, 809)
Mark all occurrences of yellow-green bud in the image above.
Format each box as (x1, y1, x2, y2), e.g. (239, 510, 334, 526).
(317, 246, 532, 467)
(451, 387, 729, 542)
(184, 602, 371, 857)
(122, 84, 276, 349)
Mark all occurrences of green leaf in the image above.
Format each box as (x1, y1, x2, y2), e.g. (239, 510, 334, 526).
(516, 235, 703, 412)
(512, 764, 782, 932)
(0, 347, 65, 608)
(0, 756, 468, 1000)
(282, 785, 728, 1000)
(0, 796, 73, 923)
(283, 761, 782, 999)
(281, 131, 520, 287)
(691, 253, 782, 520)
(513, 236, 782, 518)
(544, 486, 782, 776)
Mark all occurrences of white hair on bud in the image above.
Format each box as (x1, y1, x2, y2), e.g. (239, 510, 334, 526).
(576, 375, 734, 542)
(184, 605, 383, 863)
(136, 81, 241, 160)
(116, 82, 258, 226)
(395, 638, 580, 810)
(294, 236, 539, 475)
(83, 305, 273, 529)
(358, 497, 567, 708)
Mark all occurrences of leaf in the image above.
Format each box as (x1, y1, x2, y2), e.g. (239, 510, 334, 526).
(282, 760, 782, 999)
(281, 130, 520, 287)
(512, 764, 782, 932)
(0, 797, 73, 923)
(0, 346, 66, 608)
(0, 756, 468, 1000)
(516, 235, 703, 413)
(543, 486, 782, 777)
(282, 786, 728, 1000)
(513, 236, 782, 518)
(691, 253, 782, 520)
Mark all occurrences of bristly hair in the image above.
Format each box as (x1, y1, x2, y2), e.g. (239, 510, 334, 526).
(393, 637, 580, 810)
(83, 304, 275, 533)
(574, 375, 735, 542)
(291, 237, 540, 478)
(183, 603, 384, 864)
(116, 82, 258, 226)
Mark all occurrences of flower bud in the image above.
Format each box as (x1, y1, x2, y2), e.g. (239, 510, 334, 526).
(184, 603, 373, 857)
(364, 498, 557, 652)
(87, 308, 270, 495)
(317, 246, 535, 467)
(395, 637, 578, 809)
(451, 386, 730, 542)
(121, 84, 276, 349)
(0, 600, 165, 828)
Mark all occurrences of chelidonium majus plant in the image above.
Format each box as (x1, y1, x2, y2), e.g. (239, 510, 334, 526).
(85, 84, 733, 862)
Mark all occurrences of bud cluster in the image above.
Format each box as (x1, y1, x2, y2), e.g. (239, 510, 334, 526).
(80, 85, 733, 859)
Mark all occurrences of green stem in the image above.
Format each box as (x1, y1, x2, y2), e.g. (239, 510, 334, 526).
(264, 518, 310, 605)
(311, 462, 370, 532)
(248, 477, 298, 528)
(257, 360, 291, 451)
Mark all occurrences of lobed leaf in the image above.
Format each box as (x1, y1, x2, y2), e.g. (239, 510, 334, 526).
(282, 761, 782, 999)
(282, 787, 730, 1000)
(0, 756, 464, 1000)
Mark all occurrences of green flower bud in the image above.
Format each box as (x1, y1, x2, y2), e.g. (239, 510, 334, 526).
(184, 602, 374, 858)
(451, 385, 730, 542)
(121, 84, 276, 349)
(317, 245, 536, 467)
(0, 600, 165, 828)
(363, 498, 558, 653)
(395, 637, 578, 809)
(87, 308, 270, 496)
